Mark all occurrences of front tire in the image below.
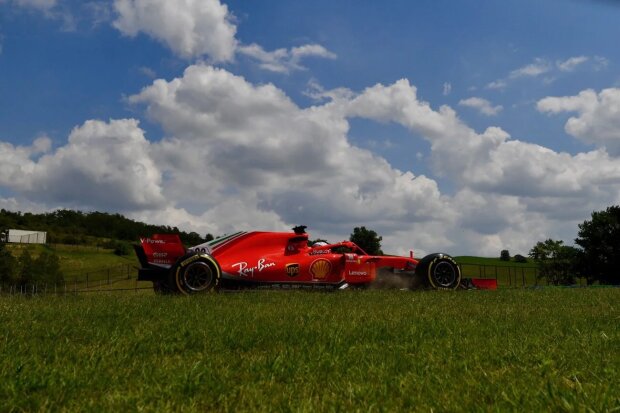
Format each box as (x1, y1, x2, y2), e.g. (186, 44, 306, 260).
(416, 254, 461, 290)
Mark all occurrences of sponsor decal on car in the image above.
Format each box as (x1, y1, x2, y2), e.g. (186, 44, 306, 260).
(309, 249, 330, 256)
(180, 254, 201, 266)
(345, 253, 361, 264)
(140, 237, 165, 244)
(310, 259, 332, 279)
(189, 246, 211, 254)
(285, 263, 300, 277)
(348, 270, 368, 276)
(232, 258, 276, 277)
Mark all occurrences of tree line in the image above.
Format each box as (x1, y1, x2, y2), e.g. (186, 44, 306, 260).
(2, 206, 617, 287)
(0, 209, 212, 246)
(0, 243, 63, 287)
(503, 206, 619, 286)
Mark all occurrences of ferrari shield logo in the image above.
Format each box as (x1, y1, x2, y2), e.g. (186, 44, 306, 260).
(286, 263, 300, 277)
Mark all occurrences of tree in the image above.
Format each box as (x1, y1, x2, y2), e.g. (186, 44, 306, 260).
(113, 241, 131, 256)
(185, 231, 204, 246)
(17, 248, 35, 286)
(574, 205, 620, 285)
(350, 227, 383, 255)
(514, 254, 528, 263)
(500, 250, 510, 261)
(529, 239, 579, 285)
(33, 251, 64, 285)
(0, 242, 16, 285)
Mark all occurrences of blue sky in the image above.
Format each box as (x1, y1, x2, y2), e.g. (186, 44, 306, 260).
(1, 0, 619, 255)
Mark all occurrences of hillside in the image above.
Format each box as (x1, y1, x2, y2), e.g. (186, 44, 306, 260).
(0, 209, 210, 247)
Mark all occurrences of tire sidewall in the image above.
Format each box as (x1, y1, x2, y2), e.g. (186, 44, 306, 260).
(170, 252, 221, 295)
(427, 255, 461, 290)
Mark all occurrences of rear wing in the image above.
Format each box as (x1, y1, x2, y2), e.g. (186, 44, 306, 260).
(137, 234, 187, 268)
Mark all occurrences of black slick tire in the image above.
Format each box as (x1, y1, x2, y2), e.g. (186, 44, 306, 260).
(415, 253, 461, 290)
(170, 253, 221, 295)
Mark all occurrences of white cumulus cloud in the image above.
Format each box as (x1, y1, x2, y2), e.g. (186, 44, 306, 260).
(111, 0, 336, 72)
(557, 56, 589, 72)
(537, 88, 620, 156)
(509, 58, 551, 79)
(3, 67, 620, 256)
(486, 55, 604, 90)
(343, 79, 620, 251)
(0, 119, 166, 211)
(458, 97, 503, 116)
(128, 65, 450, 243)
(113, 0, 238, 61)
(237, 43, 337, 73)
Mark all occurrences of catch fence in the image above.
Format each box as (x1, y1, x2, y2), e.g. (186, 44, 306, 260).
(458, 263, 588, 287)
(0, 263, 153, 295)
(1, 263, 589, 296)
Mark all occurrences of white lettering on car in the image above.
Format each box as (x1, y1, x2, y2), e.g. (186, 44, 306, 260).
(309, 250, 330, 256)
(348, 270, 368, 276)
(232, 259, 276, 277)
(140, 238, 165, 244)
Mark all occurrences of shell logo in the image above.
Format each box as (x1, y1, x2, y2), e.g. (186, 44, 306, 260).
(310, 259, 332, 279)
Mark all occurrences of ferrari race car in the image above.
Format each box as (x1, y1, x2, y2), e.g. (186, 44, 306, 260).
(136, 226, 492, 294)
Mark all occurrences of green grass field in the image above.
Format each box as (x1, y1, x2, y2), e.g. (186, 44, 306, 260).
(1, 289, 618, 412)
(4, 243, 139, 291)
(6, 243, 138, 274)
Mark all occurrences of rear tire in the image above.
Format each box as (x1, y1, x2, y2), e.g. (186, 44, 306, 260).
(171, 253, 221, 295)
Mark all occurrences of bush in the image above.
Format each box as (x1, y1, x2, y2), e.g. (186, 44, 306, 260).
(33, 251, 64, 284)
(529, 239, 578, 285)
(113, 241, 131, 256)
(514, 254, 528, 263)
(500, 250, 510, 261)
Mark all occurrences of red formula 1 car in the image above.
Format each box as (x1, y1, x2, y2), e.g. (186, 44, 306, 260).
(135, 226, 489, 294)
